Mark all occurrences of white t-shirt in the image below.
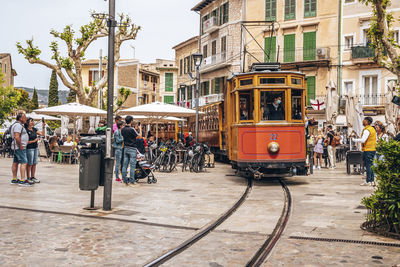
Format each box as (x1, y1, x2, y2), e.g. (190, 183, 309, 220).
(11, 122, 29, 150)
(63, 141, 74, 146)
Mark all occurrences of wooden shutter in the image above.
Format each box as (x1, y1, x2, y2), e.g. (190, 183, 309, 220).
(215, 78, 220, 94)
(285, 0, 295, 20)
(265, 0, 276, 21)
(164, 95, 174, 104)
(306, 76, 316, 106)
(284, 34, 295, 62)
(165, 73, 173, 92)
(264, 36, 276, 62)
(88, 71, 92, 86)
(303, 32, 316, 61)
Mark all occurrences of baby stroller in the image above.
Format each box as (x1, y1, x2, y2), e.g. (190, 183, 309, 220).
(135, 151, 157, 184)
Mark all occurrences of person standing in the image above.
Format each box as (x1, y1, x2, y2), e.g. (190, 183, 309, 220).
(353, 117, 377, 186)
(10, 112, 33, 186)
(113, 120, 124, 182)
(267, 96, 285, 120)
(326, 125, 336, 169)
(374, 121, 389, 142)
(25, 117, 45, 183)
(113, 115, 122, 133)
(313, 131, 324, 170)
(121, 116, 142, 186)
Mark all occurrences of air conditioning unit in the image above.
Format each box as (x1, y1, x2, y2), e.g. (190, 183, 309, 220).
(317, 48, 328, 59)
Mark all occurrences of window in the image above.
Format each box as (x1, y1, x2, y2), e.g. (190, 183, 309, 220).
(292, 78, 302, 85)
(239, 90, 254, 121)
(343, 81, 354, 95)
(285, 0, 296, 20)
(306, 76, 316, 106)
(88, 70, 104, 86)
(164, 95, 174, 104)
(180, 59, 183, 75)
(284, 34, 295, 62)
(165, 73, 173, 92)
(304, 0, 316, 18)
(264, 36, 276, 62)
(265, 0, 276, 21)
(211, 40, 217, 57)
(3, 64, 6, 73)
(303, 31, 316, 61)
(188, 85, 193, 100)
(184, 57, 187, 74)
(201, 14, 210, 34)
(260, 91, 285, 121)
(291, 90, 303, 120)
(221, 36, 227, 53)
(344, 36, 354, 50)
(260, 77, 285, 84)
(203, 45, 208, 58)
(201, 81, 210, 96)
(220, 2, 229, 25)
(240, 79, 253, 86)
(363, 75, 378, 105)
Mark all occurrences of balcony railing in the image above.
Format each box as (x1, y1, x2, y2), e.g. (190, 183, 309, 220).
(203, 16, 219, 34)
(351, 46, 375, 59)
(200, 52, 227, 70)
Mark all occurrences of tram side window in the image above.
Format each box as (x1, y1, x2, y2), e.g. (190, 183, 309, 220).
(239, 91, 254, 121)
(260, 91, 285, 121)
(292, 89, 303, 120)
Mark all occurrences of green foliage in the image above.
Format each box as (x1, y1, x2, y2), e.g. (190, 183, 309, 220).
(32, 88, 39, 109)
(0, 70, 21, 125)
(116, 87, 131, 109)
(16, 39, 41, 60)
(46, 120, 61, 130)
(362, 140, 400, 233)
(67, 90, 76, 103)
(48, 70, 59, 107)
(15, 88, 34, 112)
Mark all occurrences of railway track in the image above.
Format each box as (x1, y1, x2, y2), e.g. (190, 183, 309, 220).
(143, 178, 292, 267)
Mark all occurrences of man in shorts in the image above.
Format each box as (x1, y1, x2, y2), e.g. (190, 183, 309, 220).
(10, 112, 33, 187)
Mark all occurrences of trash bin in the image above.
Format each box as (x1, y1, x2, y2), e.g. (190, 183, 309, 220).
(79, 148, 101, 190)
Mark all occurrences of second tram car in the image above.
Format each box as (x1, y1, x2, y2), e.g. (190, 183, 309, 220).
(191, 63, 309, 178)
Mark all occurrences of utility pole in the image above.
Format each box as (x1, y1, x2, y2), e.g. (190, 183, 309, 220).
(103, 0, 115, 211)
(195, 67, 200, 141)
(98, 49, 103, 109)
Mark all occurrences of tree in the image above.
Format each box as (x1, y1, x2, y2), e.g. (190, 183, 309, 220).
(32, 88, 39, 109)
(48, 70, 59, 107)
(0, 71, 20, 125)
(15, 88, 34, 112)
(360, 0, 400, 90)
(16, 13, 140, 105)
(67, 89, 76, 103)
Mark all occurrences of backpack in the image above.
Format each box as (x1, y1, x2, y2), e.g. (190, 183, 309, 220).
(332, 136, 341, 147)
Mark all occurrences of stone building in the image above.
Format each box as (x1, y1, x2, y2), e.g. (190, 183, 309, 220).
(342, 0, 400, 116)
(173, 36, 199, 108)
(156, 59, 178, 104)
(0, 53, 17, 87)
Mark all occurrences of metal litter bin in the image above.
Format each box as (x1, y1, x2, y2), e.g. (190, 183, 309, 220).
(79, 148, 101, 190)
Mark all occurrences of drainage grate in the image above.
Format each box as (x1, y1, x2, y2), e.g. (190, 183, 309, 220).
(289, 236, 400, 247)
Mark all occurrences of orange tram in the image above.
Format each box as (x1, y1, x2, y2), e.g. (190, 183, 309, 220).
(189, 63, 309, 178)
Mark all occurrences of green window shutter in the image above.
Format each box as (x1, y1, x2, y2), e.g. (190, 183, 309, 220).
(223, 2, 229, 24)
(164, 95, 174, 104)
(306, 76, 316, 106)
(206, 81, 210, 95)
(215, 78, 221, 94)
(165, 73, 173, 92)
(304, 0, 316, 18)
(264, 36, 276, 62)
(285, 0, 296, 20)
(265, 0, 277, 21)
(284, 34, 295, 62)
(219, 6, 223, 25)
(303, 31, 316, 61)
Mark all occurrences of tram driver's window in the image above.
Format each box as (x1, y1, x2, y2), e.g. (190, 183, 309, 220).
(239, 91, 253, 121)
(291, 89, 303, 120)
(260, 91, 285, 121)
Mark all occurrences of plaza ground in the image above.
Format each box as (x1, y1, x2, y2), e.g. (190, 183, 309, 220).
(0, 157, 399, 266)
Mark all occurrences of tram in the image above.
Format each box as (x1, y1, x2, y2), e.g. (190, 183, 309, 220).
(190, 63, 308, 178)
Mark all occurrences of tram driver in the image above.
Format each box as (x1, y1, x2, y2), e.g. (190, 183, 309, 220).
(265, 96, 285, 121)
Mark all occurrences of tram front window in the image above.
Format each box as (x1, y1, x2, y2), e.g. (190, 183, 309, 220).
(239, 91, 253, 121)
(291, 89, 303, 120)
(260, 91, 285, 121)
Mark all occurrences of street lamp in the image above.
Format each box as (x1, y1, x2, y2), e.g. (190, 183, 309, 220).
(192, 52, 203, 142)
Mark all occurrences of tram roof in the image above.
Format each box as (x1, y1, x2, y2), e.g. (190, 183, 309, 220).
(227, 70, 305, 81)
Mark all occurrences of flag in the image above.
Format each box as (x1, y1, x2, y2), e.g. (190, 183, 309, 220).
(310, 97, 326, 110)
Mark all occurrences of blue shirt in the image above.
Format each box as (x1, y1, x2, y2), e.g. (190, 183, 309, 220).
(112, 129, 124, 149)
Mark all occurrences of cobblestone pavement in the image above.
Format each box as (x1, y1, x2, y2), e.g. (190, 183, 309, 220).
(0, 157, 399, 266)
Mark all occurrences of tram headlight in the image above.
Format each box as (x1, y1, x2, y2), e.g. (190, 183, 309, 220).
(268, 142, 280, 154)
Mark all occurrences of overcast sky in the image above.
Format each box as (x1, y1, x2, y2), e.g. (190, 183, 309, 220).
(1, 0, 200, 90)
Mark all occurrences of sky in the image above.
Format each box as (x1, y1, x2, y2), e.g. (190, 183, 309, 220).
(1, 0, 200, 90)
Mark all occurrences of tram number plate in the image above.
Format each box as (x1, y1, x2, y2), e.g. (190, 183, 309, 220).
(270, 133, 278, 141)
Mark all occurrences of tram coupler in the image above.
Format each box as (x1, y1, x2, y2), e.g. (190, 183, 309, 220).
(247, 167, 263, 180)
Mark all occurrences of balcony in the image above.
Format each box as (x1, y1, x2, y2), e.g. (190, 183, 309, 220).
(351, 46, 375, 59)
(200, 52, 229, 73)
(203, 16, 219, 34)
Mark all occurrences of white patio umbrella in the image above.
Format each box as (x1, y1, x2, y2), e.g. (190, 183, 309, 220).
(34, 102, 107, 117)
(25, 112, 61, 121)
(119, 101, 199, 141)
(325, 80, 339, 125)
(385, 81, 398, 137)
(345, 90, 356, 134)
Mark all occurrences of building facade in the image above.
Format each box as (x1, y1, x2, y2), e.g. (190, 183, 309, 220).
(173, 36, 199, 108)
(0, 53, 17, 87)
(156, 59, 178, 104)
(342, 0, 400, 115)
